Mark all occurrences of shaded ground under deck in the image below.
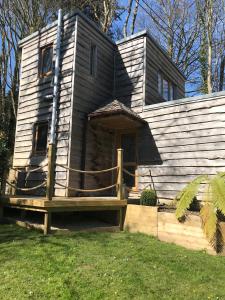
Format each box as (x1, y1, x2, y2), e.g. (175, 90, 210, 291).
(0, 196, 127, 234)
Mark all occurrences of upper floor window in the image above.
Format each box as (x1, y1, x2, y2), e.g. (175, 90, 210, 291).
(90, 44, 97, 77)
(40, 44, 53, 77)
(33, 122, 48, 155)
(158, 72, 177, 101)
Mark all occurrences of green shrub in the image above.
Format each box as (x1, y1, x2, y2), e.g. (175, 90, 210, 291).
(140, 189, 157, 206)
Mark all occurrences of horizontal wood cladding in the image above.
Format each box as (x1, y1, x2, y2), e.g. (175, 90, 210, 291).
(67, 16, 114, 196)
(115, 37, 145, 113)
(14, 16, 77, 197)
(137, 95, 225, 201)
(145, 37, 185, 105)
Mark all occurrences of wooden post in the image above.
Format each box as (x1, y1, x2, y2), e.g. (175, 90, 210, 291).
(9, 169, 17, 196)
(46, 144, 55, 200)
(44, 211, 52, 235)
(21, 210, 26, 220)
(117, 148, 123, 200)
(118, 207, 127, 231)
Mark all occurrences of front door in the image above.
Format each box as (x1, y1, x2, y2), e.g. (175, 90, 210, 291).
(116, 131, 138, 191)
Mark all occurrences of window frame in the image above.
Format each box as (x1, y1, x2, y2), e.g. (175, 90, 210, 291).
(89, 42, 97, 77)
(158, 71, 177, 101)
(39, 44, 53, 78)
(115, 130, 138, 192)
(32, 121, 49, 156)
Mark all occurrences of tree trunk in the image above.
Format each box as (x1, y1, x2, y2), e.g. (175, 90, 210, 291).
(123, 0, 133, 37)
(206, 0, 213, 93)
(131, 0, 139, 35)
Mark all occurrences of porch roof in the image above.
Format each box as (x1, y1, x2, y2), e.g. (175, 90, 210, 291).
(88, 100, 147, 130)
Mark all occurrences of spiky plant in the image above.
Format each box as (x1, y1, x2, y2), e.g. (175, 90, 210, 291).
(175, 173, 225, 251)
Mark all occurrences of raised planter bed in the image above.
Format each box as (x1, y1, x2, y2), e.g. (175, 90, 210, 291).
(124, 204, 225, 255)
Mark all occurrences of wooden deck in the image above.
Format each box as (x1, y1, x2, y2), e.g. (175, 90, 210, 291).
(0, 196, 127, 234)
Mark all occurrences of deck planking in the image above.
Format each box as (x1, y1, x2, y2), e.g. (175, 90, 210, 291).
(1, 196, 127, 234)
(1, 196, 127, 210)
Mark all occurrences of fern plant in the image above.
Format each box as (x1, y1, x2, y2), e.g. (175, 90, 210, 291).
(175, 172, 225, 251)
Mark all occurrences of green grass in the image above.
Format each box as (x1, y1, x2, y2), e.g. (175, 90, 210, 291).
(1, 225, 225, 300)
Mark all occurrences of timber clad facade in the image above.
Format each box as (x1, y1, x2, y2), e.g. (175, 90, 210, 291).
(13, 10, 225, 202)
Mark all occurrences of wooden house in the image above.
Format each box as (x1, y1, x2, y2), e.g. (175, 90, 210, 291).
(11, 9, 183, 199)
(9, 9, 225, 204)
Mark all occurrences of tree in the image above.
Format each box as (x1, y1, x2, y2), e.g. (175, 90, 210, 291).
(136, 0, 200, 94)
(127, 0, 225, 95)
(0, 0, 121, 190)
(196, 0, 225, 93)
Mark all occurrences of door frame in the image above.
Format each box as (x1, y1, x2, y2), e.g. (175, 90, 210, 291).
(115, 129, 138, 192)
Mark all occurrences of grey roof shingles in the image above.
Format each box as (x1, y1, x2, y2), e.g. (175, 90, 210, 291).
(88, 99, 146, 124)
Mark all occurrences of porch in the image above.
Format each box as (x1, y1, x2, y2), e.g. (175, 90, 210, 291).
(1, 100, 146, 234)
(1, 196, 127, 234)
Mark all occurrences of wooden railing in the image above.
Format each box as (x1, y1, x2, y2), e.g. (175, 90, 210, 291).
(5, 149, 125, 201)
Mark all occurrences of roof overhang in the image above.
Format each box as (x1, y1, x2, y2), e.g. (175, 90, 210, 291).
(88, 101, 147, 130)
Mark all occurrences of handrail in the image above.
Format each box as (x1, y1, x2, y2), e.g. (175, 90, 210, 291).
(56, 163, 118, 174)
(6, 180, 46, 191)
(55, 181, 117, 193)
(6, 149, 125, 200)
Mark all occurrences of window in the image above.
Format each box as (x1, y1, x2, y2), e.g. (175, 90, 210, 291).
(33, 122, 48, 155)
(90, 44, 97, 76)
(40, 44, 53, 77)
(158, 72, 177, 101)
(163, 78, 169, 101)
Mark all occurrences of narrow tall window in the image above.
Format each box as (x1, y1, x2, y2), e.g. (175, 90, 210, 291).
(163, 78, 169, 101)
(40, 44, 53, 77)
(158, 73, 162, 95)
(33, 122, 48, 155)
(90, 44, 97, 76)
(172, 84, 177, 100)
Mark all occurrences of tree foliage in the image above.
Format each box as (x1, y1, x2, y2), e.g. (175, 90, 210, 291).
(127, 0, 225, 95)
(175, 173, 225, 251)
(0, 0, 122, 189)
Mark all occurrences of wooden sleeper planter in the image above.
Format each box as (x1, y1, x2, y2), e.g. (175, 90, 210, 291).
(124, 204, 225, 255)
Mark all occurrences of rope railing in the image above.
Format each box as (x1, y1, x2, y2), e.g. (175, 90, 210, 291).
(123, 168, 149, 178)
(5, 149, 125, 200)
(56, 163, 118, 174)
(55, 181, 117, 193)
(10, 164, 48, 173)
(6, 164, 48, 194)
(6, 180, 46, 192)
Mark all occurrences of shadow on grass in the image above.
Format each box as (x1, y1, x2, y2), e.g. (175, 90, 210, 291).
(0, 223, 125, 246)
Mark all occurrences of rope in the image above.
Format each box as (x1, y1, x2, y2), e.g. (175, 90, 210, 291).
(10, 164, 48, 173)
(6, 180, 46, 191)
(56, 163, 118, 174)
(55, 181, 117, 193)
(123, 168, 148, 178)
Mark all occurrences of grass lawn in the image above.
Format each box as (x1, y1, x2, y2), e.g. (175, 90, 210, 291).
(0, 225, 225, 300)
